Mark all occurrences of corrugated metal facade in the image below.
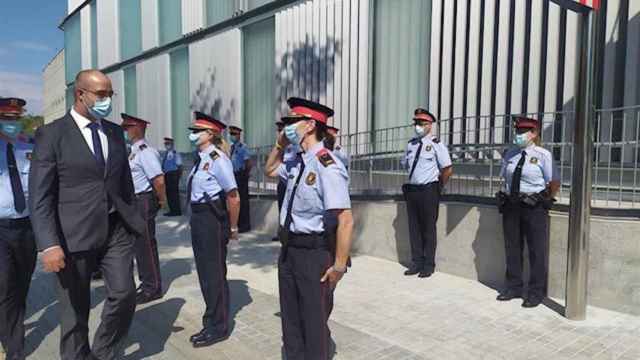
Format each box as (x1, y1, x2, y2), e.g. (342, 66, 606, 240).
(60, 0, 640, 150)
(275, 0, 370, 135)
(136, 55, 172, 146)
(189, 29, 243, 129)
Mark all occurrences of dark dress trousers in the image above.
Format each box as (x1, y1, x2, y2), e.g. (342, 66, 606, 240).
(28, 113, 145, 360)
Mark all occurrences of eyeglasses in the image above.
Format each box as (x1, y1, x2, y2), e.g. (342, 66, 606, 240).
(80, 88, 116, 98)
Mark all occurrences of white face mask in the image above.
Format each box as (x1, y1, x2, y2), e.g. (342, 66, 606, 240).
(414, 125, 426, 137)
(188, 132, 201, 143)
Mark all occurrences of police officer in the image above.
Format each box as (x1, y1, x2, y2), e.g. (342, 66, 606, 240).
(121, 113, 167, 304)
(272, 121, 299, 242)
(265, 97, 354, 360)
(162, 137, 183, 216)
(0, 97, 36, 360)
(401, 108, 453, 278)
(229, 126, 252, 233)
(324, 125, 349, 169)
(496, 116, 559, 308)
(187, 111, 240, 348)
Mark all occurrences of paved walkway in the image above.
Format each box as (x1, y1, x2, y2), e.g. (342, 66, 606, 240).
(15, 216, 640, 359)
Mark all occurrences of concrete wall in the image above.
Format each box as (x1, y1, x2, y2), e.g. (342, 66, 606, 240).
(43, 50, 67, 123)
(249, 198, 640, 315)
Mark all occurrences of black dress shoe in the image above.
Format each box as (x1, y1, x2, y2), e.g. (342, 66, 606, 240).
(191, 331, 229, 348)
(271, 236, 280, 242)
(190, 329, 207, 343)
(136, 290, 162, 305)
(404, 267, 421, 276)
(496, 291, 522, 301)
(522, 298, 542, 308)
(418, 270, 433, 278)
(91, 270, 103, 280)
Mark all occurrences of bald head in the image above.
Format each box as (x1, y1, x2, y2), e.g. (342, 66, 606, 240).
(73, 69, 113, 119)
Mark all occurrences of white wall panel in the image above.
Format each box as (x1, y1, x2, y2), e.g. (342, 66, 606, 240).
(527, 0, 544, 113)
(105, 70, 125, 124)
(68, 0, 84, 14)
(137, 56, 171, 147)
(141, 0, 159, 51)
(428, 0, 442, 115)
(183, 0, 205, 35)
(275, 0, 370, 133)
(97, 0, 120, 68)
(510, 0, 526, 115)
(80, 6, 92, 70)
(189, 29, 242, 129)
(544, 4, 560, 114)
(479, 0, 496, 144)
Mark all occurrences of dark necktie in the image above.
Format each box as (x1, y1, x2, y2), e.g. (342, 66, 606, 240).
(408, 141, 424, 181)
(87, 122, 106, 170)
(283, 157, 306, 233)
(186, 156, 202, 206)
(510, 150, 527, 195)
(6, 143, 26, 213)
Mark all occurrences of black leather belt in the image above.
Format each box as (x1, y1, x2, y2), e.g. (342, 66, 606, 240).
(288, 233, 327, 250)
(135, 191, 153, 198)
(0, 217, 30, 228)
(403, 182, 439, 192)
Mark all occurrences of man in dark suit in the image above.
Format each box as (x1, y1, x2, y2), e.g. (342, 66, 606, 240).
(28, 70, 144, 360)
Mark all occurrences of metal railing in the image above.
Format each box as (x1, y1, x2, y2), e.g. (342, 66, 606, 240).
(248, 106, 640, 210)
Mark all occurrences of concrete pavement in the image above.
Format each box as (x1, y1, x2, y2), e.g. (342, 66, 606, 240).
(18, 215, 640, 359)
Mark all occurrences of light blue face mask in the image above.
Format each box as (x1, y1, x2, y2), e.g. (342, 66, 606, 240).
(230, 135, 239, 144)
(84, 96, 112, 119)
(189, 132, 201, 144)
(123, 131, 130, 144)
(285, 123, 302, 145)
(514, 132, 531, 148)
(0, 121, 23, 138)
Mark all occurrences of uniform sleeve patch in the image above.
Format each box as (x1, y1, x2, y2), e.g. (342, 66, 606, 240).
(432, 138, 440, 143)
(26, 152, 32, 161)
(317, 149, 335, 167)
(139, 144, 148, 150)
(210, 151, 220, 161)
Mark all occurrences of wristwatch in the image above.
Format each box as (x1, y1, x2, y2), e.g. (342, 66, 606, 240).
(230, 227, 239, 233)
(332, 265, 347, 274)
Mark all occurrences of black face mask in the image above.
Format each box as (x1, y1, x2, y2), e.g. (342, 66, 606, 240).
(324, 137, 336, 150)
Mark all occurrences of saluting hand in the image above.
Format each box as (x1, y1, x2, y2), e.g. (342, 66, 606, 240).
(42, 246, 66, 273)
(320, 266, 345, 290)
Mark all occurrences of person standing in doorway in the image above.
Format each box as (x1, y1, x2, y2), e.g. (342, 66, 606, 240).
(401, 108, 453, 278)
(229, 126, 252, 233)
(162, 137, 183, 217)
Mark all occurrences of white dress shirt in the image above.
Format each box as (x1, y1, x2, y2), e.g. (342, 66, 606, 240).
(70, 107, 109, 159)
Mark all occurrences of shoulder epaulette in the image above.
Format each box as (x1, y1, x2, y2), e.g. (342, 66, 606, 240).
(317, 149, 335, 167)
(432, 138, 440, 144)
(408, 138, 420, 145)
(210, 150, 220, 160)
(139, 144, 148, 151)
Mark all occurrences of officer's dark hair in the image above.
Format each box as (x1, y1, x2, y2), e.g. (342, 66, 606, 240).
(313, 121, 328, 142)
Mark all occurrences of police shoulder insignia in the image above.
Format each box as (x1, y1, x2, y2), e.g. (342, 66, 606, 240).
(209, 151, 219, 161)
(139, 144, 147, 151)
(203, 162, 210, 171)
(425, 145, 432, 152)
(432, 138, 440, 143)
(306, 172, 317, 185)
(26, 152, 32, 161)
(530, 157, 538, 164)
(317, 149, 335, 167)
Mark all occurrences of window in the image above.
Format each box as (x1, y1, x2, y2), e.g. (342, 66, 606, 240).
(158, 0, 182, 45)
(124, 66, 138, 115)
(372, 0, 431, 130)
(91, 2, 98, 68)
(205, 0, 234, 27)
(119, 0, 142, 60)
(243, 17, 276, 147)
(170, 48, 190, 152)
(64, 14, 82, 84)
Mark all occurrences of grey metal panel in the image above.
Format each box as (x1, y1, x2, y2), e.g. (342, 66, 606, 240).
(105, 70, 125, 124)
(141, 0, 159, 51)
(80, 5, 92, 70)
(97, 0, 120, 69)
(183, 0, 205, 34)
(136, 55, 172, 147)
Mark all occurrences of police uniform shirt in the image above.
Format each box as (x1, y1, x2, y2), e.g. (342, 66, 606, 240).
(277, 142, 350, 234)
(0, 138, 32, 219)
(190, 144, 237, 202)
(402, 135, 452, 185)
(501, 144, 558, 194)
(129, 139, 164, 195)
(162, 149, 183, 172)
(332, 145, 350, 169)
(230, 142, 251, 173)
(283, 144, 299, 163)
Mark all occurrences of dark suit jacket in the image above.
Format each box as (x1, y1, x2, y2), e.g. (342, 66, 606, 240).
(28, 112, 145, 253)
